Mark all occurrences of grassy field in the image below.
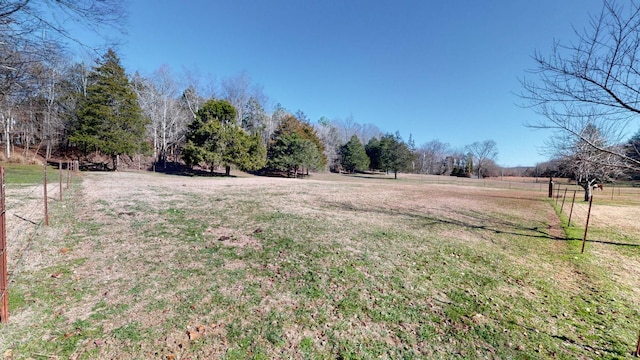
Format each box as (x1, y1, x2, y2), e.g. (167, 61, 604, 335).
(1, 167, 640, 359)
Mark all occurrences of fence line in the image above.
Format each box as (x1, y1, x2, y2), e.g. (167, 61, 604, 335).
(551, 183, 640, 254)
(0, 160, 78, 324)
(1, 167, 8, 323)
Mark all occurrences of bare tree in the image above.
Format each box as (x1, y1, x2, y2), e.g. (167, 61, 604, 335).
(133, 65, 191, 168)
(466, 140, 498, 179)
(221, 71, 266, 126)
(315, 116, 342, 171)
(520, 0, 640, 169)
(0, 44, 29, 158)
(417, 140, 450, 174)
(337, 114, 362, 144)
(553, 123, 625, 200)
(0, 0, 126, 158)
(179, 67, 217, 119)
(0, 1, 126, 50)
(357, 123, 383, 145)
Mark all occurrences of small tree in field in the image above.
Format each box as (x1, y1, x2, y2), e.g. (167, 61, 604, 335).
(465, 140, 498, 179)
(380, 132, 414, 179)
(182, 99, 266, 175)
(340, 135, 369, 173)
(267, 133, 321, 177)
(267, 115, 325, 176)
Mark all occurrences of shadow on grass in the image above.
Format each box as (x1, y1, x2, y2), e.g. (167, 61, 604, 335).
(323, 192, 640, 249)
(565, 237, 640, 247)
(147, 163, 238, 178)
(322, 198, 556, 241)
(514, 323, 630, 358)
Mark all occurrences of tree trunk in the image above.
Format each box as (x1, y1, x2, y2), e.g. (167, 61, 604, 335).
(3, 113, 11, 160)
(582, 182, 592, 202)
(394, 170, 398, 179)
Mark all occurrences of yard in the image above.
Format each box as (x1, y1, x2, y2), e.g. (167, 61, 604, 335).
(1, 168, 640, 359)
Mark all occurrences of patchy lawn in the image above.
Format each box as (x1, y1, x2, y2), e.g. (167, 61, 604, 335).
(1, 170, 640, 359)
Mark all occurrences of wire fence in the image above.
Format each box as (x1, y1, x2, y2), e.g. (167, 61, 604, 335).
(1, 167, 8, 323)
(550, 182, 640, 254)
(0, 160, 78, 323)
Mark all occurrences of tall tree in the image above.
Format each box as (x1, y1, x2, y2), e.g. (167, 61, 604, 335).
(520, 0, 640, 171)
(133, 65, 190, 169)
(340, 135, 370, 173)
(71, 49, 148, 171)
(465, 140, 498, 179)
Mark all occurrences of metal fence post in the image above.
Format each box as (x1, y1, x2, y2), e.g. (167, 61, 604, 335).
(568, 191, 577, 227)
(560, 188, 568, 213)
(581, 195, 594, 254)
(43, 163, 49, 227)
(0, 167, 8, 323)
(59, 161, 62, 201)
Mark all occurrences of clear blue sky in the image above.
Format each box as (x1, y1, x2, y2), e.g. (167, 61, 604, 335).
(111, 0, 608, 167)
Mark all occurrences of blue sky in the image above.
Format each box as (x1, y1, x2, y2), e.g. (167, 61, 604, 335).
(110, 0, 609, 167)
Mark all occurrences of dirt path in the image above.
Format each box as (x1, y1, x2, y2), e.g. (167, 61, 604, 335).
(547, 208, 565, 241)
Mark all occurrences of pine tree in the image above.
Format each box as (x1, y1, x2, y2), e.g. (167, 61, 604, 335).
(366, 137, 383, 171)
(71, 49, 148, 171)
(182, 99, 266, 175)
(379, 132, 415, 179)
(267, 115, 325, 176)
(270, 115, 326, 168)
(340, 135, 370, 173)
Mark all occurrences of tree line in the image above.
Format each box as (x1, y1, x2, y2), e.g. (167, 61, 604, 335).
(1, 40, 502, 178)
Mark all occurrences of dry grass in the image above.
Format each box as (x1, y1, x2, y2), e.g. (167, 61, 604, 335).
(1, 170, 640, 359)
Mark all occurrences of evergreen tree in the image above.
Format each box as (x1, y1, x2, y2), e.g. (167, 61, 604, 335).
(267, 133, 322, 177)
(182, 99, 266, 175)
(71, 49, 149, 171)
(271, 114, 326, 168)
(366, 137, 383, 170)
(379, 132, 415, 179)
(340, 135, 370, 173)
(267, 115, 325, 175)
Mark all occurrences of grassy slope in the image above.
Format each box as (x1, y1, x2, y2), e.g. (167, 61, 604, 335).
(1, 169, 639, 359)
